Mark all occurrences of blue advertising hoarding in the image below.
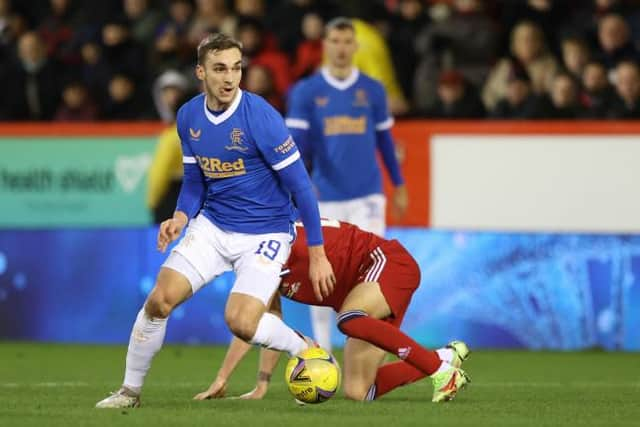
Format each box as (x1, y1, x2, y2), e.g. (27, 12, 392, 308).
(1, 228, 638, 350)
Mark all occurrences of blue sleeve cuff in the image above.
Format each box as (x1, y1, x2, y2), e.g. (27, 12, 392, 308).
(376, 129, 404, 186)
(175, 164, 205, 219)
(277, 159, 323, 246)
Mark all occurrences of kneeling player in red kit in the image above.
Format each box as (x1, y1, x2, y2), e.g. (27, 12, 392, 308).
(195, 219, 471, 403)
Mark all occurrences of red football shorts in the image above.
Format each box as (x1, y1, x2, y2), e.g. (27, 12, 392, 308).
(357, 240, 421, 327)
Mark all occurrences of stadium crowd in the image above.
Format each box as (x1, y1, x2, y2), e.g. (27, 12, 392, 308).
(0, 0, 639, 121)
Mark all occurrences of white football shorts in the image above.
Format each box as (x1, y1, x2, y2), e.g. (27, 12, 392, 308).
(318, 193, 386, 237)
(162, 213, 292, 305)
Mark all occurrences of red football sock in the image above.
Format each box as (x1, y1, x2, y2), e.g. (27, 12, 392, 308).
(337, 313, 443, 376)
(373, 361, 426, 399)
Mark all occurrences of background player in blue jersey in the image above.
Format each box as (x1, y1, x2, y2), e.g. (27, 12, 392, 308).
(284, 18, 407, 350)
(97, 33, 335, 409)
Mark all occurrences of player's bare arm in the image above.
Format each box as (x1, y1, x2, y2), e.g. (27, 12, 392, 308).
(392, 184, 409, 219)
(195, 295, 283, 401)
(193, 336, 250, 400)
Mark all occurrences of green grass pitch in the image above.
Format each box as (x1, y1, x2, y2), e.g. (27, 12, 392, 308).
(1, 343, 638, 427)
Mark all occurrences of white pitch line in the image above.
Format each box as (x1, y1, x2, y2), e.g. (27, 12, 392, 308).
(2, 381, 638, 389)
(0, 381, 90, 388)
(0, 381, 210, 388)
(398, 381, 640, 388)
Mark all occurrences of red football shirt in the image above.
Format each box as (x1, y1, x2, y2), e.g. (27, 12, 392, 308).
(279, 219, 384, 310)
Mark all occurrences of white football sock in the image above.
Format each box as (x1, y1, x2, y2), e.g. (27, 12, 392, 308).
(250, 312, 307, 356)
(436, 348, 454, 364)
(123, 308, 168, 392)
(310, 305, 333, 351)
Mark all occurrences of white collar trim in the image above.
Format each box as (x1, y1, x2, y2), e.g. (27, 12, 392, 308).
(203, 89, 243, 125)
(321, 67, 359, 90)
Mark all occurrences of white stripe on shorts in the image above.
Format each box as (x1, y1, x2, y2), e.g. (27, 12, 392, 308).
(365, 247, 386, 283)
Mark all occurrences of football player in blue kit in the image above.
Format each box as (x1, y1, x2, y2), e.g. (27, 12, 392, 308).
(96, 33, 335, 409)
(285, 17, 407, 350)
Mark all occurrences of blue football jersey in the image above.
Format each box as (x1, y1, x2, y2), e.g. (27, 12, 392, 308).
(285, 68, 394, 201)
(176, 90, 300, 234)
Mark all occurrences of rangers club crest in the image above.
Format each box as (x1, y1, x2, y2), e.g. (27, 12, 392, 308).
(226, 128, 249, 152)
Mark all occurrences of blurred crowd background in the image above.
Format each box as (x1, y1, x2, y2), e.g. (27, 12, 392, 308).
(1, 0, 639, 122)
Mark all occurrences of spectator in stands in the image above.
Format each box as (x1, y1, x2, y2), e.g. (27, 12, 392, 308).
(414, 0, 497, 111)
(236, 17, 291, 103)
(79, 34, 111, 107)
(234, 0, 266, 21)
(608, 60, 640, 118)
(3, 0, 640, 122)
(102, 73, 149, 120)
(500, 0, 569, 57)
(150, 0, 194, 75)
(595, 13, 639, 70)
(566, 0, 629, 51)
(483, 20, 558, 111)
(152, 69, 189, 123)
(0, 0, 27, 63)
(187, 0, 235, 45)
(561, 37, 591, 81)
(427, 69, 485, 119)
(244, 64, 282, 112)
(101, 18, 147, 81)
(54, 80, 99, 121)
(388, 0, 429, 104)
(147, 70, 191, 223)
(38, 0, 81, 65)
(352, 17, 409, 115)
(270, 0, 334, 56)
(628, 4, 640, 53)
(0, 31, 61, 120)
(542, 72, 584, 119)
(123, 0, 162, 47)
(491, 65, 543, 119)
(580, 60, 615, 118)
(291, 11, 323, 80)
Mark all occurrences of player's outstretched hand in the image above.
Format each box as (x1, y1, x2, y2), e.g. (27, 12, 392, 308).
(308, 245, 336, 301)
(237, 385, 267, 400)
(193, 378, 227, 400)
(157, 212, 188, 253)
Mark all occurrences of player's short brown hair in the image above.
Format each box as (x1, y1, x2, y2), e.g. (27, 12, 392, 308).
(197, 33, 243, 65)
(324, 17, 354, 35)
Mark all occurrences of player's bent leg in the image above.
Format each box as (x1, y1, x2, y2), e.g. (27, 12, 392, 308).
(229, 238, 310, 356)
(225, 292, 266, 341)
(145, 267, 194, 318)
(342, 338, 386, 401)
(96, 267, 193, 409)
(337, 282, 454, 394)
(339, 281, 393, 320)
(226, 292, 309, 356)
